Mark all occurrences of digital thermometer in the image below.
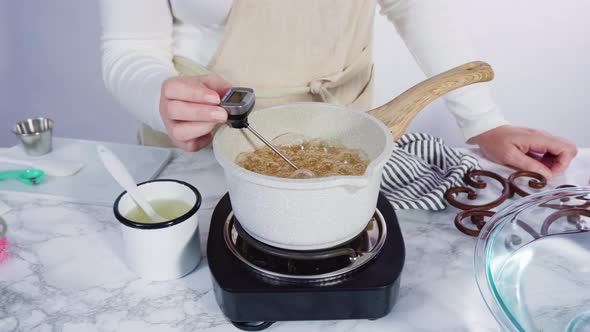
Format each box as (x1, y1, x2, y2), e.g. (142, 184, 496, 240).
(219, 87, 299, 170)
(220, 87, 256, 129)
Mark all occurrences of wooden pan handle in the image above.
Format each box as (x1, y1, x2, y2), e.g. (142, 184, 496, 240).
(367, 61, 494, 140)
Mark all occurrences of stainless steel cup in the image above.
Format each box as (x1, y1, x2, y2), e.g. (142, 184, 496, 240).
(12, 117, 54, 156)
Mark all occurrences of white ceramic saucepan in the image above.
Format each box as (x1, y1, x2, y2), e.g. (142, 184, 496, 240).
(213, 61, 494, 250)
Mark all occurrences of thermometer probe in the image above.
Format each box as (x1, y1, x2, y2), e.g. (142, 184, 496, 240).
(219, 87, 299, 170)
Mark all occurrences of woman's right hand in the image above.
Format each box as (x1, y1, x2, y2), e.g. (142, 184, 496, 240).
(159, 74, 232, 151)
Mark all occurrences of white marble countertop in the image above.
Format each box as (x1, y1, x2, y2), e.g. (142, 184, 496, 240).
(1, 146, 588, 332)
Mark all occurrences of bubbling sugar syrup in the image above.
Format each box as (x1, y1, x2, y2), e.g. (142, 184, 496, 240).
(235, 133, 369, 179)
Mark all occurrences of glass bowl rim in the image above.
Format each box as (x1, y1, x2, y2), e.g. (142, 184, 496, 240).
(473, 186, 590, 331)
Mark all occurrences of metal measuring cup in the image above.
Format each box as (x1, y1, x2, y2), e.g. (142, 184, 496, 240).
(12, 117, 54, 156)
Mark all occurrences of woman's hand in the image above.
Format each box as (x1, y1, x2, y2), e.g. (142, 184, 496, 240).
(159, 75, 232, 151)
(470, 125, 578, 179)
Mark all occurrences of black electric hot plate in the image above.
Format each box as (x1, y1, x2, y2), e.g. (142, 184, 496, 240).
(207, 193, 405, 331)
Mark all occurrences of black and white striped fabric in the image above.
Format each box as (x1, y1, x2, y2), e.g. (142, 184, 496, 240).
(381, 133, 479, 210)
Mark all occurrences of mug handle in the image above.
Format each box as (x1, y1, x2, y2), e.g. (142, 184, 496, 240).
(0, 218, 7, 238)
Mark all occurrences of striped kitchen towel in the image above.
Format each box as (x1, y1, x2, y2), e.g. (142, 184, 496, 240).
(381, 133, 479, 210)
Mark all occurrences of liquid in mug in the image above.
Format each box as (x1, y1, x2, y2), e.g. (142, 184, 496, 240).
(125, 199, 192, 223)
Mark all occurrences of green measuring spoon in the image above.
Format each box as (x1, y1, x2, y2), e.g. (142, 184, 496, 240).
(0, 169, 45, 186)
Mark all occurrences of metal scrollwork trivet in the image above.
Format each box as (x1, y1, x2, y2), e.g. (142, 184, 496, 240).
(445, 169, 589, 237)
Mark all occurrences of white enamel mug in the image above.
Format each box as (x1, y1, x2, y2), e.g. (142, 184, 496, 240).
(114, 179, 202, 281)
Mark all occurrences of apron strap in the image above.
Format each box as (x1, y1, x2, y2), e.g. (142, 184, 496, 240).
(173, 44, 371, 105)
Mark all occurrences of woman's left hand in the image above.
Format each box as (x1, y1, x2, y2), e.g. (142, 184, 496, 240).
(470, 125, 578, 179)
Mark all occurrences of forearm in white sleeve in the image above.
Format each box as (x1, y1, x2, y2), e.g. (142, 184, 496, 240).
(378, 0, 509, 142)
(99, 0, 177, 133)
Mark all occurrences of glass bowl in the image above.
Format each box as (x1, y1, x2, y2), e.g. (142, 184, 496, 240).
(475, 187, 590, 332)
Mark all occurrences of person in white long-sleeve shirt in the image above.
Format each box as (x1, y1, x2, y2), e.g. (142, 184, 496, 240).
(99, 0, 577, 179)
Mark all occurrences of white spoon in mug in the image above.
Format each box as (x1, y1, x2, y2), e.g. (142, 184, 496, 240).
(97, 145, 165, 223)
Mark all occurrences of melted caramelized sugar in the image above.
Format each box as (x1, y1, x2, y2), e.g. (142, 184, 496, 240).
(235, 139, 369, 179)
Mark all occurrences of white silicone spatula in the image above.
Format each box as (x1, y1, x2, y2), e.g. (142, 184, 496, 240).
(96, 145, 165, 223)
(0, 156, 84, 177)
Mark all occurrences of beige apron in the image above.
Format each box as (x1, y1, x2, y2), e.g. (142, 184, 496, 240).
(141, 0, 377, 147)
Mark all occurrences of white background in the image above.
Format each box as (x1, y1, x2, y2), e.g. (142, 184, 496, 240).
(1, 1, 588, 147)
